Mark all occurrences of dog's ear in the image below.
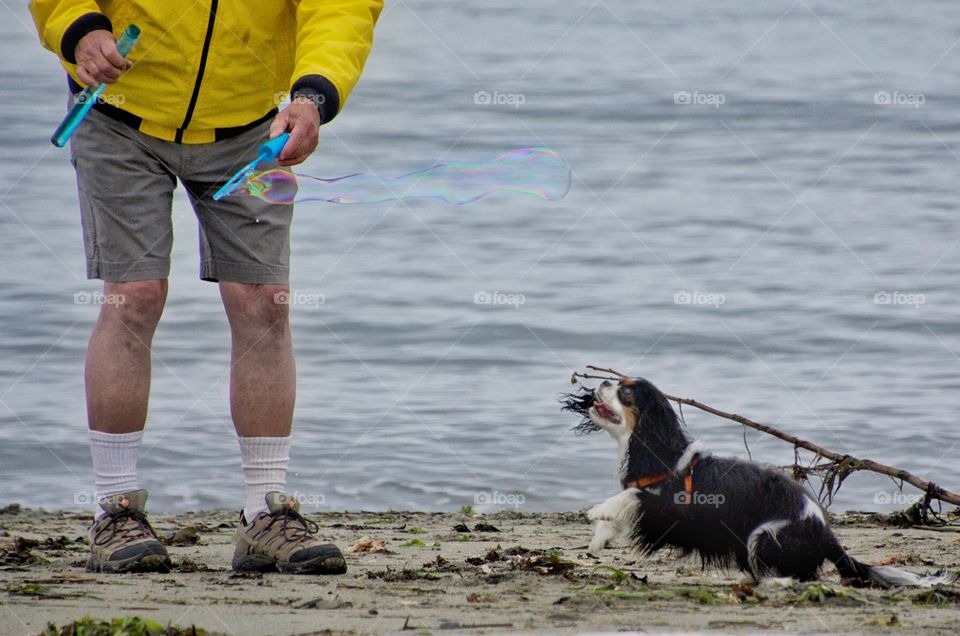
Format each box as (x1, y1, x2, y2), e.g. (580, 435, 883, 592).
(560, 387, 602, 434)
(632, 382, 689, 453)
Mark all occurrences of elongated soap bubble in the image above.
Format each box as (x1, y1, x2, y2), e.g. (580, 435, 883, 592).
(241, 147, 571, 205)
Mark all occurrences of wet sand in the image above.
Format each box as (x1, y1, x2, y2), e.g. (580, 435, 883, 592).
(2, 506, 959, 635)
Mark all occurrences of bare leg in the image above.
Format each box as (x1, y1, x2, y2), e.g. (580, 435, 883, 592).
(219, 282, 295, 437)
(86, 280, 167, 433)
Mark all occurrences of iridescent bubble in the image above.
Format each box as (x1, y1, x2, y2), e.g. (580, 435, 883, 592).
(241, 147, 571, 205)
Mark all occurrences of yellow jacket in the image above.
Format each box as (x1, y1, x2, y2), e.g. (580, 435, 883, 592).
(30, 0, 382, 143)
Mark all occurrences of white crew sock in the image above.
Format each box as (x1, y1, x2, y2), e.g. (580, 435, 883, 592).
(89, 429, 143, 517)
(238, 436, 290, 523)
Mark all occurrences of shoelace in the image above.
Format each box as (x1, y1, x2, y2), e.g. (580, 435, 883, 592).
(93, 509, 160, 547)
(265, 507, 320, 544)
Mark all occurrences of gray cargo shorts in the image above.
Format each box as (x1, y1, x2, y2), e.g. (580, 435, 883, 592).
(69, 108, 292, 284)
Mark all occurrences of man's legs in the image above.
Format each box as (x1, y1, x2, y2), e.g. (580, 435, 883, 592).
(86, 279, 166, 503)
(219, 281, 345, 574)
(219, 281, 295, 522)
(84, 279, 171, 573)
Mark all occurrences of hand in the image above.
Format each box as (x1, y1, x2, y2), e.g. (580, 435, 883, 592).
(269, 97, 321, 167)
(75, 29, 132, 87)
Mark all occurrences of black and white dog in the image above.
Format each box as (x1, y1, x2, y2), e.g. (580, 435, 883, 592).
(562, 376, 954, 587)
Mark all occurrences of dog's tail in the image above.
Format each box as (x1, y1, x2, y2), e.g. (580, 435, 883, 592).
(828, 536, 957, 588)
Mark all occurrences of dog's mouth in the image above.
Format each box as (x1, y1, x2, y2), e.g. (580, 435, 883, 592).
(590, 400, 620, 424)
(561, 385, 624, 432)
(560, 387, 603, 434)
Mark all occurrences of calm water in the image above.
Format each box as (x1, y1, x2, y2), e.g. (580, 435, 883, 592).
(2, 1, 959, 515)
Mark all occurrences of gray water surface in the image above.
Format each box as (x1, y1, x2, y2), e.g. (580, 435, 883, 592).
(2, 1, 959, 515)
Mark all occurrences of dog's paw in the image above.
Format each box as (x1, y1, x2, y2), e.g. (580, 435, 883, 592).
(588, 538, 608, 555)
(587, 519, 619, 555)
(587, 489, 640, 523)
(756, 576, 795, 590)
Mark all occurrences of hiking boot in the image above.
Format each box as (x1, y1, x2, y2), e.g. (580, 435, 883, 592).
(232, 491, 346, 574)
(87, 489, 170, 573)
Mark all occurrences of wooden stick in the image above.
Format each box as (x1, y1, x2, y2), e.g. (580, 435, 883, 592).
(661, 393, 960, 507)
(585, 365, 627, 378)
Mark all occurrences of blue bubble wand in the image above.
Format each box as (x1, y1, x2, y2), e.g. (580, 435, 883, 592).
(51, 24, 141, 147)
(213, 133, 291, 201)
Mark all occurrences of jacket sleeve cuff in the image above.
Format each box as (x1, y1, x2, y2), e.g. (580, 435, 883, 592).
(291, 75, 341, 125)
(61, 12, 113, 64)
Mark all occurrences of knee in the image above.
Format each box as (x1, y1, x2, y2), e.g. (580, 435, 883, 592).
(101, 280, 167, 332)
(223, 283, 290, 336)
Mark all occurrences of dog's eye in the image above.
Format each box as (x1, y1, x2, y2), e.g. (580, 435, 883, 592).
(617, 386, 633, 403)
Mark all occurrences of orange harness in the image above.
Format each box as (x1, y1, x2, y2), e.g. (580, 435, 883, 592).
(626, 454, 699, 504)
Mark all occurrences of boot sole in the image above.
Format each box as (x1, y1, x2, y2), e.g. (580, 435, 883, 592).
(232, 547, 347, 575)
(231, 553, 276, 572)
(87, 552, 172, 574)
(281, 554, 347, 575)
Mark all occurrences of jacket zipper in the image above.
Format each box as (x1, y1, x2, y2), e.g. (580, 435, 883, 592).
(176, 0, 219, 143)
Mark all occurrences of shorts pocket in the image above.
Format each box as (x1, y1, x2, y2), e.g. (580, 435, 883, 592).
(77, 185, 100, 263)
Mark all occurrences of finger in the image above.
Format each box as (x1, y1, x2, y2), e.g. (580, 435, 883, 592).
(279, 137, 315, 166)
(280, 137, 315, 164)
(268, 112, 289, 139)
(90, 70, 117, 85)
(278, 127, 305, 161)
(94, 59, 123, 82)
(99, 40, 132, 70)
(278, 152, 310, 167)
(278, 147, 309, 165)
(76, 65, 98, 88)
(280, 125, 311, 163)
(285, 120, 318, 161)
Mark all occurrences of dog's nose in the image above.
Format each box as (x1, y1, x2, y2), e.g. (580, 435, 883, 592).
(599, 380, 612, 388)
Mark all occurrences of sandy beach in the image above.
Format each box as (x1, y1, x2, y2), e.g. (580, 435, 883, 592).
(2, 505, 959, 635)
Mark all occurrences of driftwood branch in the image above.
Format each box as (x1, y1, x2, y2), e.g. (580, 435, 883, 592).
(572, 366, 960, 509)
